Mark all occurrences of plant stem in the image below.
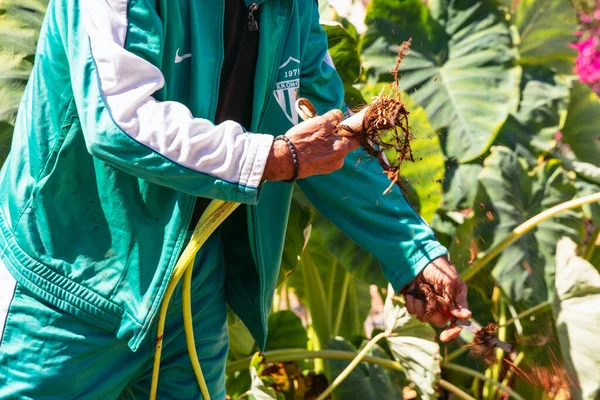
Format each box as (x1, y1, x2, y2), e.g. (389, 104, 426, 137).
(327, 259, 337, 313)
(584, 228, 599, 261)
(333, 272, 351, 337)
(490, 295, 507, 399)
(462, 193, 600, 282)
(445, 346, 468, 363)
(501, 351, 525, 388)
(439, 379, 477, 400)
(444, 363, 525, 400)
(226, 348, 403, 375)
(499, 300, 551, 328)
(315, 331, 390, 400)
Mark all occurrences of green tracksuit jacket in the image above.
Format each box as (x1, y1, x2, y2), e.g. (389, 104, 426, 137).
(0, 0, 448, 352)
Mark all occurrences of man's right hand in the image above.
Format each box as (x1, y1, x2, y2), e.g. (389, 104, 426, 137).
(262, 109, 360, 181)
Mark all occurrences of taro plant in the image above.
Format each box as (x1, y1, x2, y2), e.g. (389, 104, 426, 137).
(2, 0, 600, 399)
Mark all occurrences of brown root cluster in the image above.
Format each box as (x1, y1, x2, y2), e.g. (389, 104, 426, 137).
(336, 39, 415, 195)
(466, 323, 500, 363)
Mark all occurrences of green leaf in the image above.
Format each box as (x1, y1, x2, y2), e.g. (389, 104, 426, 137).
(574, 178, 600, 223)
(323, 21, 361, 85)
(0, 0, 48, 154)
(326, 339, 404, 400)
(562, 82, 600, 167)
(265, 311, 308, 352)
(495, 66, 570, 154)
(384, 285, 440, 399)
(0, 121, 14, 166)
(248, 353, 281, 400)
(514, 0, 578, 74)
(362, 0, 521, 162)
(278, 198, 315, 286)
(228, 307, 256, 360)
(477, 146, 583, 304)
(553, 237, 600, 400)
(572, 161, 600, 186)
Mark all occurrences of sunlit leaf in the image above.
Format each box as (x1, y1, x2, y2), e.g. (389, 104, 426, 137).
(562, 82, 600, 167)
(514, 0, 578, 74)
(228, 307, 256, 360)
(384, 284, 440, 399)
(553, 237, 600, 400)
(265, 311, 308, 352)
(362, 0, 521, 162)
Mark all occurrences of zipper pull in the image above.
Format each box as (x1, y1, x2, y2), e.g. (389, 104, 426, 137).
(248, 3, 259, 32)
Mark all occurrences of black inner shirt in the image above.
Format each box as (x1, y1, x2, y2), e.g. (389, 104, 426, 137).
(189, 0, 261, 228)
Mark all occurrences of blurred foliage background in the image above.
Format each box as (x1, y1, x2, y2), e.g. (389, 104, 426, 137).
(1, 0, 599, 399)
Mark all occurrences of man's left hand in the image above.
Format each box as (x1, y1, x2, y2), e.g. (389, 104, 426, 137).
(403, 256, 472, 342)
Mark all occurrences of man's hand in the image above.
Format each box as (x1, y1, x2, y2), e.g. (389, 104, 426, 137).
(262, 109, 360, 181)
(403, 256, 471, 342)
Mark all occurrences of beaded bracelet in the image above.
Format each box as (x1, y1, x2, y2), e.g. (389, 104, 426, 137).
(274, 135, 299, 183)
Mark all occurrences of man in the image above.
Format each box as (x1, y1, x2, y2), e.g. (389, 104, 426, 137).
(0, 0, 471, 398)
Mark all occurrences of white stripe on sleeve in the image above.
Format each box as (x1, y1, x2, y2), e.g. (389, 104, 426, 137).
(79, 0, 273, 188)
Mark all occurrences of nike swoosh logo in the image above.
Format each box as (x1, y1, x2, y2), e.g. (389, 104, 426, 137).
(175, 48, 192, 63)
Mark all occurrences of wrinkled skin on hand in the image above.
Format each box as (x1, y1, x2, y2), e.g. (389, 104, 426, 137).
(403, 256, 472, 342)
(262, 109, 360, 181)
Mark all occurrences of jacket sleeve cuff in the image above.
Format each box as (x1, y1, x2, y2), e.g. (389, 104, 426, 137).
(236, 133, 274, 204)
(384, 242, 449, 293)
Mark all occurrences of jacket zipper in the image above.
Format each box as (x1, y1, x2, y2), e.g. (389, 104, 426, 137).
(248, 3, 259, 31)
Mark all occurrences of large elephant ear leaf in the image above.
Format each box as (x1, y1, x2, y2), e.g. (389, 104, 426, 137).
(553, 237, 600, 400)
(495, 65, 570, 154)
(362, 0, 521, 163)
(514, 0, 578, 74)
(384, 284, 440, 399)
(473, 147, 582, 305)
(561, 82, 600, 168)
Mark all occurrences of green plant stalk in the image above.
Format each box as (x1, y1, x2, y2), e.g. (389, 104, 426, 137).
(500, 300, 551, 328)
(349, 281, 361, 335)
(462, 192, 600, 282)
(315, 331, 390, 400)
(300, 251, 331, 373)
(490, 295, 507, 400)
(500, 351, 524, 389)
(327, 259, 337, 312)
(444, 363, 525, 400)
(285, 284, 291, 311)
(226, 349, 402, 374)
(584, 227, 599, 261)
(332, 272, 351, 337)
(272, 287, 280, 313)
(483, 367, 493, 399)
(438, 379, 477, 400)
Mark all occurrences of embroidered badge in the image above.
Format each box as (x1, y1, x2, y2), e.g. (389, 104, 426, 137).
(273, 56, 301, 125)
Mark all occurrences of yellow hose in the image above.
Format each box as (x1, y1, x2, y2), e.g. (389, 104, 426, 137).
(150, 200, 240, 400)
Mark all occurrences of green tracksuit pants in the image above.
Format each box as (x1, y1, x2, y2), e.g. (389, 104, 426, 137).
(0, 232, 229, 399)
